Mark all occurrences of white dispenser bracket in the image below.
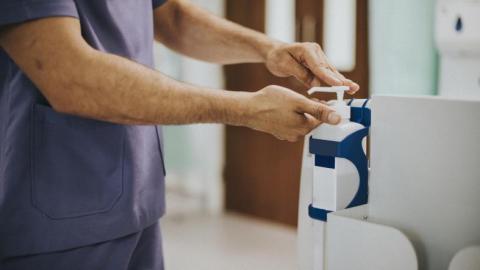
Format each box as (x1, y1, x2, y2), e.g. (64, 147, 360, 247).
(307, 127, 369, 221)
(306, 87, 371, 221)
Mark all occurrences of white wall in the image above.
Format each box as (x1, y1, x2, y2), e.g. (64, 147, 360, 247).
(369, 0, 438, 96)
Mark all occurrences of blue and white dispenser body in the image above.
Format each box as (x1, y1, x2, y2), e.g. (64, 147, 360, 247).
(297, 86, 371, 270)
(297, 2, 480, 267)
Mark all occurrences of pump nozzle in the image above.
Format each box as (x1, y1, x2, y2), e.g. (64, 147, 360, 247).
(307, 86, 350, 119)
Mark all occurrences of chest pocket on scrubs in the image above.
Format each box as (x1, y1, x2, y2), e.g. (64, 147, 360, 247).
(31, 104, 125, 219)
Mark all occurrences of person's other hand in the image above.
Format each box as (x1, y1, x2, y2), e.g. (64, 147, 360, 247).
(244, 85, 341, 142)
(265, 42, 359, 94)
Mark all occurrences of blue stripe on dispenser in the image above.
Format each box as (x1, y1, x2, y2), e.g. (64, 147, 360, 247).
(307, 100, 371, 222)
(350, 107, 363, 124)
(315, 155, 335, 168)
(350, 99, 371, 127)
(308, 204, 331, 222)
(308, 127, 370, 215)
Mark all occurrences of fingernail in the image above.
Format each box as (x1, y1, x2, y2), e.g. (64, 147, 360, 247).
(328, 113, 341, 124)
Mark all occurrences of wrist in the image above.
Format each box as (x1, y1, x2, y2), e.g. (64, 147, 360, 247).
(220, 91, 256, 127)
(258, 39, 284, 62)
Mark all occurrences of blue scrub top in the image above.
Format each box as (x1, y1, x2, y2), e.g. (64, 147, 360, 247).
(0, 0, 167, 257)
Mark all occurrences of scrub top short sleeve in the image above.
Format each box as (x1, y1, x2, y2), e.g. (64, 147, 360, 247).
(0, 0, 79, 26)
(152, 0, 168, 9)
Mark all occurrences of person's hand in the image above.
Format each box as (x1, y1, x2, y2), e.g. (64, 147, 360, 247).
(265, 42, 359, 94)
(244, 85, 341, 142)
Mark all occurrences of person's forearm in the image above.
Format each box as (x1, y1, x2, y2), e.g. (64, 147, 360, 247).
(154, 0, 280, 64)
(0, 19, 251, 126)
(153, 1, 361, 92)
(43, 50, 252, 125)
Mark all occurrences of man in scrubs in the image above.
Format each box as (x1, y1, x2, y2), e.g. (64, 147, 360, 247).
(0, 0, 359, 269)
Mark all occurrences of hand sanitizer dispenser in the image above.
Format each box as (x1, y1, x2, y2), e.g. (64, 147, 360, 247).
(308, 87, 365, 214)
(297, 86, 371, 270)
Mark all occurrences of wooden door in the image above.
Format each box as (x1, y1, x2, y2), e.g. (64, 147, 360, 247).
(224, 0, 369, 226)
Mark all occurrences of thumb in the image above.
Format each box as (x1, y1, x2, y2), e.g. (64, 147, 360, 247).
(298, 98, 341, 125)
(303, 113, 322, 130)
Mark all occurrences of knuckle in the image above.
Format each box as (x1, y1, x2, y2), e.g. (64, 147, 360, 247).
(318, 61, 329, 68)
(308, 42, 321, 50)
(281, 132, 295, 142)
(318, 107, 332, 122)
(287, 136, 298, 142)
(263, 85, 275, 92)
(298, 73, 311, 85)
(273, 133, 285, 140)
(262, 85, 280, 95)
(293, 42, 304, 49)
(312, 106, 324, 120)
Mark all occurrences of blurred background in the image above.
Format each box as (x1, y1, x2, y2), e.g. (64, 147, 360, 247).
(155, 0, 438, 269)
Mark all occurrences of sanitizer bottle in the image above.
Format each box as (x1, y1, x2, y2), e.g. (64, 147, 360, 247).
(297, 86, 370, 270)
(308, 86, 365, 214)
